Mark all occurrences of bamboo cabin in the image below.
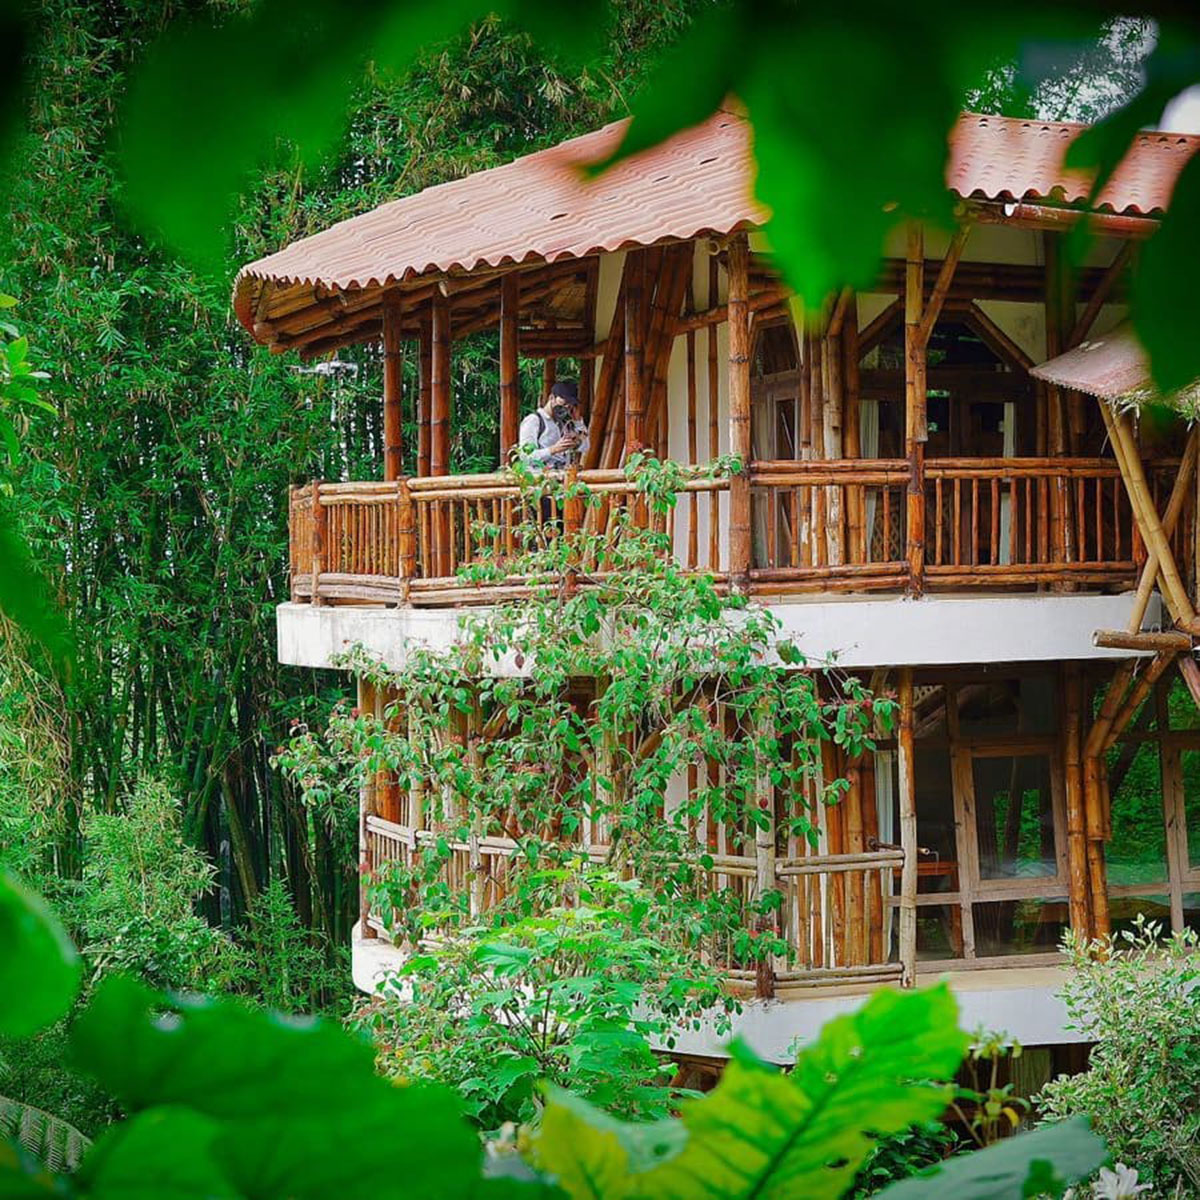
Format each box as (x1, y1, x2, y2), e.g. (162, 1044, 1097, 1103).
(237, 110, 1200, 1057)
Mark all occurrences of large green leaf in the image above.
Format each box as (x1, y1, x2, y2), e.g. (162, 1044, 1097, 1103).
(0, 872, 81, 1039)
(70, 974, 479, 1199)
(74, 1108, 235, 1200)
(0, 499, 72, 680)
(533, 1087, 683, 1199)
(877, 1117, 1106, 1199)
(536, 985, 968, 1200)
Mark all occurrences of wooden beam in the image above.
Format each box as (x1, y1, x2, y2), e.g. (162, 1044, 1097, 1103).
(498, 274, 520, 461)
(382, 291, 404, 482)
(430, 290, 451, 477)
(897, 667, 918, 986)
(917, 224, 971, 345)
(1126, 425, 1198, 633)
(1093, 629, 1193, 653)
(904, 223, 926, 597)
(1105, 405, 1197, 630)
(859, 297, 901, 355)
(1064, 664, 1091, 938)
(965, 200, 1158, 240)
(727, 234, 752, 589)
(623, 249, 647, 454)
(1101, 651, 1177, 754)
(961, 301, 1034, 371)
(1069, 242, 1135, 348)
(1178, 655, 1200, 711)
(418, 315, 432, 478)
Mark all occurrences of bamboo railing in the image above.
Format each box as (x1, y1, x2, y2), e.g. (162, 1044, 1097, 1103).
(363, 812, 904, 993)
(291, 456, 1168, 606)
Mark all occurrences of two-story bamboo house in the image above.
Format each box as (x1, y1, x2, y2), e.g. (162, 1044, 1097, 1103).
(235, 110, 1200, 1060)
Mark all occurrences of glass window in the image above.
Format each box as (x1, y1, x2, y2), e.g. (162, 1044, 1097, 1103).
(1109, 894, 1173, 941)
(973, 754, 1056, 880)
(915, 902, 963, 961)
(958, 675, 1055, 737)
(1184, 893, 1200, 938)
(1107, 743, 1168, 886)
(973, 898, 1067, 957)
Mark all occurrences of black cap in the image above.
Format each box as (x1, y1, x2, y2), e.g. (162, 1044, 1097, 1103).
(549, 379, 579, 406)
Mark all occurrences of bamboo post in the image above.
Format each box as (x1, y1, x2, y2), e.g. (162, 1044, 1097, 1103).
(904, 225, 926, 596)
(382, 291, 404, 481)
(397, 478, 416, 599)
(431, 290, 451, 576)
(897, 667, 918, 984)
(1063, 665, 1091, 936)
(311, 479, 326, 606)
(1044, 235, 1076, 580)
(624, 249, 647, 455)
(1101, 651, 1176, 755)
(1104, 405, 1197, 629)
(728, 234, 752, 590)
(707, 257, 721, 570)
(417, 315, 432, 479)
(686, 319, 699, 568)
(499, 274, 521, 461)
(754, 704, 777, 999)
(358, 675, 377, 937)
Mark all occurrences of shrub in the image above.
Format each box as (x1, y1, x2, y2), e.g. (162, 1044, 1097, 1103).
(1039, 919, 1200, 1195)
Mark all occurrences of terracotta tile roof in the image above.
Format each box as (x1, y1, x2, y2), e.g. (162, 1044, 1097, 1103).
(235, 109, 1200, 345)
(948, 113, 1200, 215)
(238, 108, 762, 296)
(1030, 323, 1150, 401)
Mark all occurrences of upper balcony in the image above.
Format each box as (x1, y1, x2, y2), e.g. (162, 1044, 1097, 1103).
(231, 108, 1200, 672)
(286, 453, 1182, 609)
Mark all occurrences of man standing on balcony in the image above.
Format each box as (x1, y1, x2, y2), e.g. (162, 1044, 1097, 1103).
(516, 380, 589, 471)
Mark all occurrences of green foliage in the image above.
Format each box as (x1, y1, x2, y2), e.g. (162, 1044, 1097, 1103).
(0, 871, 79, 1038)
(528, 984, 1104, 1199)
(244, 878, 353, 1014)
(0, 1096, 90, 1174)
(846, 1121, 960, 1198)
(1038, 920, 1200, 1195)
(359, 870, 733, 1127)
(71, 777, 244, 993)
(952, 1029, 1030, 1150)
(0, 879, 1107, 1200)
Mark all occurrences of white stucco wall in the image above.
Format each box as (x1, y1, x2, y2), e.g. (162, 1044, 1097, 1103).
(278, 591, 1161, 674)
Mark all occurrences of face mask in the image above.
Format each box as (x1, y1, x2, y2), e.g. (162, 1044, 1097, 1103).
(551, 403, 572, 425)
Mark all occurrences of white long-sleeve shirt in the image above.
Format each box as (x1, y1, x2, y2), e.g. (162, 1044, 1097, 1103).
(517, 408, 590, 470)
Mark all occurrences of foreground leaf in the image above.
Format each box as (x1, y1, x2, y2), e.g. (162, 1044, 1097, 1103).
(71, 975, 479, 1199)
(0, 1098, 90, 1174)
(877, 1117, 1106, 1199)
(0, 872, 81, 1038)
(633, 986, 967, 1199)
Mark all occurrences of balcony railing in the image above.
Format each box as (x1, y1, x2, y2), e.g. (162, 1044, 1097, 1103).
(363, 812, 906, 994)
(290, 457, 1173, 606)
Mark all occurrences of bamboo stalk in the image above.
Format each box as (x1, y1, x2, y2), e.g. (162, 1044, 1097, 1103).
(728, 235, 752, 589)
(624, 249, 647, 454)
(382, 291, 404, 481)
(897, 668, 918, 985)
(499, 274, 520, 460)
(905, 223, 926, 596)
(1063, 665, 1091, 937)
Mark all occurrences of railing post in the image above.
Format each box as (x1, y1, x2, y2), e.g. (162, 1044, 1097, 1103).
(563, 462, 582, 597)
(396, 477, 416, 604)
(897, 667, 918, 986)
(288, 484, 299, 602)
(754, 702, 777, 999)
(728, 234, 752, 592)
(311, 479, 326, 606)
(383, 291, 405, 482)
(904, 224, 927, 597)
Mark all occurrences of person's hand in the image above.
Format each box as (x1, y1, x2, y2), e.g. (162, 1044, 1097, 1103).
(549, 436, 576, 454)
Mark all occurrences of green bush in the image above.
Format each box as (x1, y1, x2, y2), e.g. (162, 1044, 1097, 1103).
(1039, 920, 1200, 1195)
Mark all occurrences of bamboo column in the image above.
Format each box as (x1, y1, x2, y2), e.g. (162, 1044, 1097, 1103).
(418, 314, 432, 478)
(686, 318, 699, 568)
(1063, 665, 1091, 936)
(397, 477, 416, 601)
(708, 257, 721, 570)
(728, 234, 752, 590)
(897, 667, 918, 984)
(624, 249, 647, 454)
(499, 274, 521, 461)
(1044, 235, 1076, 579)
(430, 290, 451, 576)
(310, 479, 326, 606)
(754, 704, 777, 999)
(904, 225, 927, 596)
(382, 291, 404, 481)
(358, 675, 377, 937)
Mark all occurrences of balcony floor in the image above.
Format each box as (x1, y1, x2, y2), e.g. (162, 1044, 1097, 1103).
(278, 590, 1160, 674)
